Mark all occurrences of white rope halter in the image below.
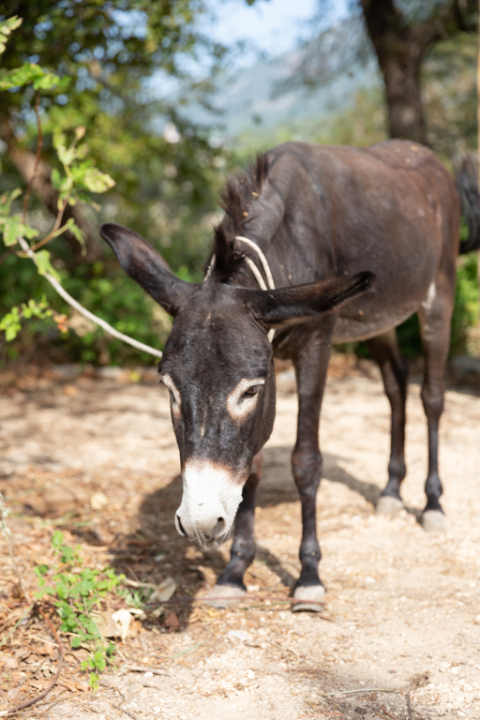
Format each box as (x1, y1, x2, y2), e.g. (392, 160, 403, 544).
(204, 235, 276, 342)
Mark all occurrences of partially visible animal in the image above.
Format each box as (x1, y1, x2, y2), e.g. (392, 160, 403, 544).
(100, 140, 480, 611)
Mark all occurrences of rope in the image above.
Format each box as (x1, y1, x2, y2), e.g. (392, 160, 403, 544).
(235, 235, 275, 291)
(204, 235, 276, 342)
(20, 232, 276, 359)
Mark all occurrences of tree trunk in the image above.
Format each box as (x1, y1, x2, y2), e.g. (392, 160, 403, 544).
(381, 50, 426, 143)
(361, 0, 440, 144)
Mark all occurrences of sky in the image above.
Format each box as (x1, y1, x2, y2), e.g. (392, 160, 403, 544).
(202, 0, 350, 67)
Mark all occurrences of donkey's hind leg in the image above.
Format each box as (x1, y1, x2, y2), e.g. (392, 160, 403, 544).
(208, 452, 262, 607)
(418, 275, 454, 533)
(366, 328, 409, 516)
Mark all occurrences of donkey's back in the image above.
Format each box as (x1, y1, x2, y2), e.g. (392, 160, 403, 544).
(261, 139, 460, 344)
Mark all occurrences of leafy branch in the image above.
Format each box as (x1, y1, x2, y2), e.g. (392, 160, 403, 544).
(0, 16, 162, 359)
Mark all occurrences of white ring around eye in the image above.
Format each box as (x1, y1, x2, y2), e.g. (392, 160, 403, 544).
(227, 378, 265, 423)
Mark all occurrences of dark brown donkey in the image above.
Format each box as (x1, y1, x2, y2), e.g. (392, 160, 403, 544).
(100, 140, 479, 611)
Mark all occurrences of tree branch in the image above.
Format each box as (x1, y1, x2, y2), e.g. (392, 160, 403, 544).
(16, 232, 163, 358)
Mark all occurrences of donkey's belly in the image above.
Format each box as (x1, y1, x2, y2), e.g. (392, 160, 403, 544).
(332, 305, 418, 344)
(332, 288, 428, 344)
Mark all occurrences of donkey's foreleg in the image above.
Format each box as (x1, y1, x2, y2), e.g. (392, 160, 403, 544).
(366, 329, 409, 516)
(418, 275, 454, 533)
(208, 452, 262, 607)
(291, 334, 331, 612)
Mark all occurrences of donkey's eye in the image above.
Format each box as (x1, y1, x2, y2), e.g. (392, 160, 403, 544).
(243, 386, 260, 398)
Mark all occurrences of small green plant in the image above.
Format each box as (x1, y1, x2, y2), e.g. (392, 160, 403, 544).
(34, 530, 124, 690)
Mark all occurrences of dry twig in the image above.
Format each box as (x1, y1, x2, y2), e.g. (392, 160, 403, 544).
(406, 692, 414, 720)
(322, 689, 399, 697)
(112, 704, 140, 720)
(376, 705, 400, 720)
(0, 493, 31, 602)
(0, 606, 64, 718)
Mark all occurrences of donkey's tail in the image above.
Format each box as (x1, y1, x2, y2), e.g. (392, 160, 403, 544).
(454, 152, 480, 254)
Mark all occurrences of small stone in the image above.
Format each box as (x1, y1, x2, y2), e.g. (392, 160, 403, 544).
(90, 491, 108, 510)
(144, 671, 153, 678)
(227, 630, 251, 642)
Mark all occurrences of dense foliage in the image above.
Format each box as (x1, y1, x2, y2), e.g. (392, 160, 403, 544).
(0, 2, 478, 366)
(0, 2, 231, 365)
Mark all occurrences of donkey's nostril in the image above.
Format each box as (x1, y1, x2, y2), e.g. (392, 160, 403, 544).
(212, 517, 226, 538)
(176, 515, 187, 537)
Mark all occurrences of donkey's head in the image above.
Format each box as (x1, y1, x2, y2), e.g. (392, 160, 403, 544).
(100, 222, 373, 550)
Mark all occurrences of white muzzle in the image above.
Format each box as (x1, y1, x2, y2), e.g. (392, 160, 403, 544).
(175, 460, 244, 550)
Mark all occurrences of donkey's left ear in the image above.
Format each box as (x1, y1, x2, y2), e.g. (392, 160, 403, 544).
(244, 271, 375, 327)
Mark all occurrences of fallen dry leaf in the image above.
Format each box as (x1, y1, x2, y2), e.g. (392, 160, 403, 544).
(164, 610, 181, 632)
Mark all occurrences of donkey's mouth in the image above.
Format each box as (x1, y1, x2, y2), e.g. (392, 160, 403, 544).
(190, 527, 233, 553)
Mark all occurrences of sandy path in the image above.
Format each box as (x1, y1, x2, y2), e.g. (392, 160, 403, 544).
(0, 366, 479, 719)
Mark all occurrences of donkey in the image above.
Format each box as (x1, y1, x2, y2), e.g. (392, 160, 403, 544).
(100, 140, 479, 611)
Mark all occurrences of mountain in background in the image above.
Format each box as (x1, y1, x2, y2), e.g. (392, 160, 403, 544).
(179, 17, 381, 139)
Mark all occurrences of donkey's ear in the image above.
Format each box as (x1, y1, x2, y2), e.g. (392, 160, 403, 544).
(245, 271, 375, 327)
(100, 223, 192, 316)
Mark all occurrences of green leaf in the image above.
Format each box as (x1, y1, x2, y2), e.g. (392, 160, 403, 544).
(35, 250, 61, 282)
(57, 145, 77, 167)
(0, 216, 39, 247)
(52, 530, 64, 549)
(33, 72, 60, 91)
(51, 168, 62, 191)
(34, 564, 49, 578)
(66, 219, 86, 251)
(71, 637, 82, 648)
(0, 187, 22, 214)
(82, 168, 115, 193)
(0, 16, 22, 55)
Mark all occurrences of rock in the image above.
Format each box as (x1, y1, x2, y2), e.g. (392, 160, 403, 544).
(90, 491, 108, 510)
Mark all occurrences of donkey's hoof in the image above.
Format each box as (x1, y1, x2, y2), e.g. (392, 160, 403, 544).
(207, 584, 245, 609)
(376, 495, 403, 516)
(421, 510, 446, 533)
(292, 584, 325, 613)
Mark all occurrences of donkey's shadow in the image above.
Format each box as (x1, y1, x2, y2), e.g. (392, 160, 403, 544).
(109, 445, 389, 628)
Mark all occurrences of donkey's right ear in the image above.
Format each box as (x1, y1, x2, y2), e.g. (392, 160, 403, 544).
(100, 223, 192, 316)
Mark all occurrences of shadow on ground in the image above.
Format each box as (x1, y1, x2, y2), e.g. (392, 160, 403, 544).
(108, 445, 394, 628)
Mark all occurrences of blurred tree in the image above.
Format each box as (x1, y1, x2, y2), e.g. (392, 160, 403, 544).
(281, 0, 477, 145)
(360, 0, 478, 143)
(0, 2, 233, 366)
(0, 1, 227, 261)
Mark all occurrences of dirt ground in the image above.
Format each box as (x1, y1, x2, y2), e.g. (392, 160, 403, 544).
(0, 358, 479, 720)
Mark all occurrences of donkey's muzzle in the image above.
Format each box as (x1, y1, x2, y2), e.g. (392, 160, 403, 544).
(175, 459, 244, 550)
(175, 511, 228, 549)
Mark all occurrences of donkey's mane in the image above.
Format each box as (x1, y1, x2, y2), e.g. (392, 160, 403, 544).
(209, 154, 269, 283)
